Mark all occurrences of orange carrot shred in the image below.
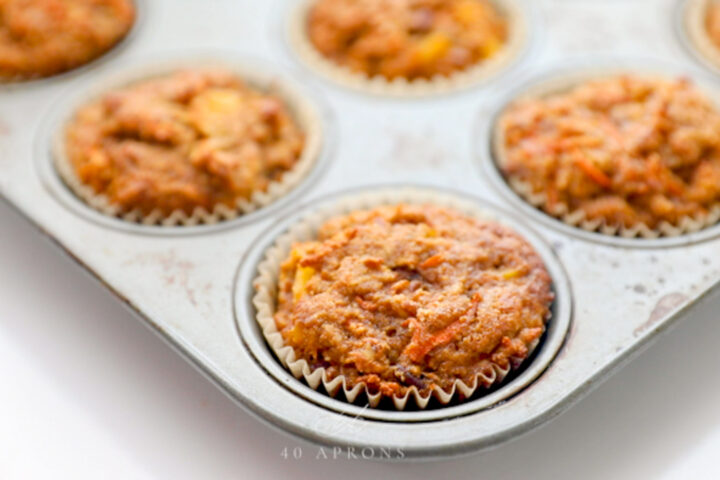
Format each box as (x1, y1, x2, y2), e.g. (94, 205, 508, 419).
(420, 254, 444, 269)
(573, 153, 612, 188)
(403, 293, 481, 362)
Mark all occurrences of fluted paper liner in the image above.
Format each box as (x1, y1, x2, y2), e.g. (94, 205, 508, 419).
(288, 0, 529, 97)
(684, 0, 720, 71)
(52, 59, 323, 227)
(493, 72, 720, 238)
(253, 188, 550, 409)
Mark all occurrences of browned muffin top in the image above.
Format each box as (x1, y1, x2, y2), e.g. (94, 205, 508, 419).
(499, 75, 720, 229)
(64, 69, 305, 217)
(274, 204, 553, 399)
(0, 0, 135, 80)
(307, 0, 508, 80)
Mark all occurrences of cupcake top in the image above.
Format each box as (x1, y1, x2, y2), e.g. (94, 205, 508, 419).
(307, 0, 508, 81)
(63, 69, 305, 217)
(498, 75, 720, 230)
(0, 0, 135, 81)
(274, 204, 553, 399)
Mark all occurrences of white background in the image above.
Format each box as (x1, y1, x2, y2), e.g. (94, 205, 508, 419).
(2, 194, 720, 479)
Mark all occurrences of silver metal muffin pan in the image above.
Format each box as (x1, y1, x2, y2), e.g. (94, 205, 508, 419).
(1, 0, 719, 460)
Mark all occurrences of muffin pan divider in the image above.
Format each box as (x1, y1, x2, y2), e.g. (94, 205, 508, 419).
(2, 0, 720, 459)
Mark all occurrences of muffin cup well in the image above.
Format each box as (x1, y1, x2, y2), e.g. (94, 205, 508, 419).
(286, 0, 531, 97)
(252, 187, 554, 410)
(491, 71, 720, 239)
(51, 57, 325, 227)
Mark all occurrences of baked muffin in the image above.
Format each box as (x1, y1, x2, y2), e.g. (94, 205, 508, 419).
(306, 0, 508, 80)
(0, 0, 135, 81)
(706, 1, 720, 49)
(62, 69, 305, 218)
(498, 75, 720, 231)
(273, 204, 553, 402)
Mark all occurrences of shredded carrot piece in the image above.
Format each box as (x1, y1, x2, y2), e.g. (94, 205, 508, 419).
(420, 254, 444, 269)
(407, 324, 463, 362)
(403, 318, 464, 363)
(403, 293, 481, 362)
(356, 296, 378, 312)
(573, 153, 612, 188)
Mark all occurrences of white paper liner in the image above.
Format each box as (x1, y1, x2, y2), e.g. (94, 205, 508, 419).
(684, 0, 720, 71)
(52, 60, 323, 227)
(492, 72, 720, 238)
(288, 0, 529, 97)
(252, 187, 551, 410)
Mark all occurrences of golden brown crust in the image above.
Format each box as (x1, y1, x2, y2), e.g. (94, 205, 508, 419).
(63, 69, 305, 217)
(0, 0, 135, 81)
(498, 75, 720, 230)
(273, 204, 553, 398)
(306, 0, 507, 81)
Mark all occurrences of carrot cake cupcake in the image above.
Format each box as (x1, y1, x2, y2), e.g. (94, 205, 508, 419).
(306, 0, 509, 81)
(62, 68, 306, 219)
(271, 204, 553, 403)
(497, 74, 720, 232)
(0, 0, 135, 81)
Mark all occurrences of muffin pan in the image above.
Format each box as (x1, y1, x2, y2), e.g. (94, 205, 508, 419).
(2, 0, 720, 460)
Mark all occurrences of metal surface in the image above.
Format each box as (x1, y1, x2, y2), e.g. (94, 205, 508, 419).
(1, 0, 719, 460)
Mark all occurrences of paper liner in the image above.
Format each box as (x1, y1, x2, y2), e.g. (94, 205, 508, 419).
(287, 0, 529, 97)
(684, 0, 720, 71)
(492, 71, 720, 239)
(252, 187, 550, 410)
(51, 61, 324, 227)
